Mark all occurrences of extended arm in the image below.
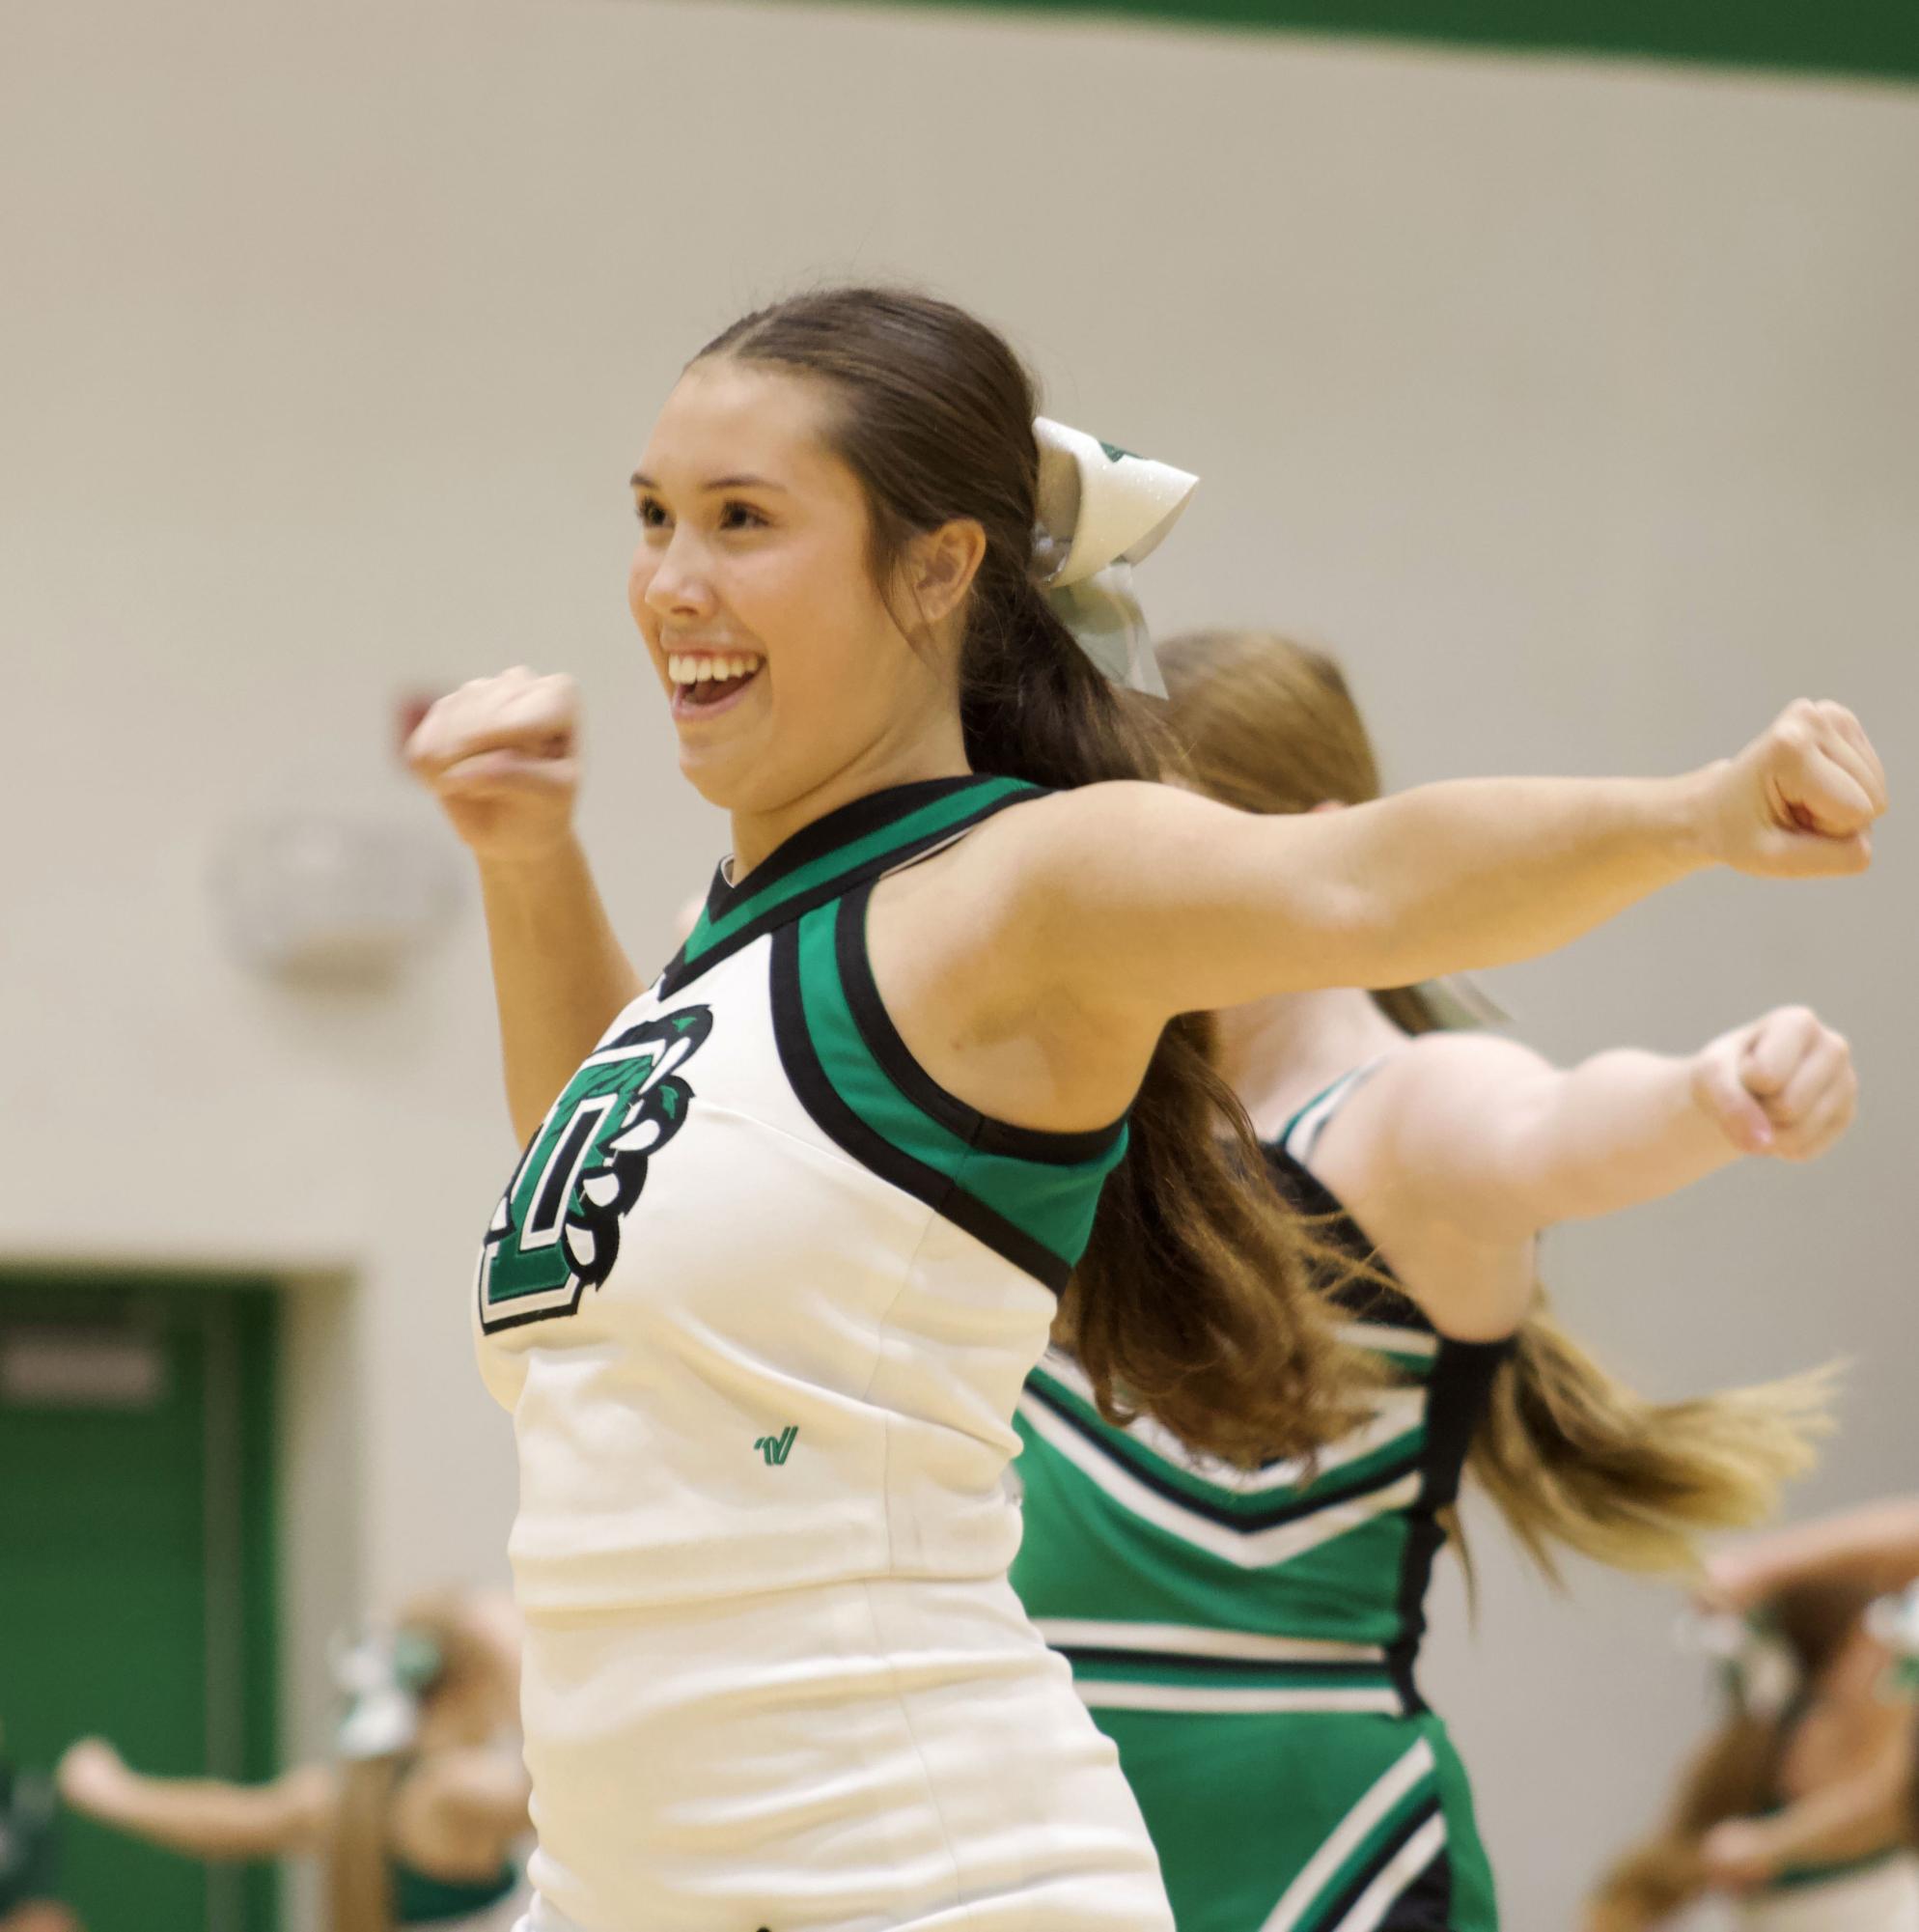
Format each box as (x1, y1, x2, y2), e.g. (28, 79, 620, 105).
(1709, 1498, 1919, 1611)
(57, 1742, 334, 1862)
(1356, 1005, 1855, 1243)
(1021, 700, 1882, 1023)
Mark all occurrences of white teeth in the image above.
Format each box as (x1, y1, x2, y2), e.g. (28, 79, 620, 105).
(668, 651, 763, 687)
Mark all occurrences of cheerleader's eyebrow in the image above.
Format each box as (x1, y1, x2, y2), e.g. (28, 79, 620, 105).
(629, 471, 790, 493)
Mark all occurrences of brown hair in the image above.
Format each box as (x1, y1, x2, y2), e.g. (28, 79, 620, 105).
(1159, 627, 1834, 1579)
(695, 288, 1367, 1464)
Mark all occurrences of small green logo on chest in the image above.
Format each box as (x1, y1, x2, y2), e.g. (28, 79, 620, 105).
(479, 1005, 713, 1331)
(755, 1426, 798, 1467)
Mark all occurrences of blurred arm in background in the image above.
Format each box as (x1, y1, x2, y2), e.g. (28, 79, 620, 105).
(54, 1740, 334, 1862)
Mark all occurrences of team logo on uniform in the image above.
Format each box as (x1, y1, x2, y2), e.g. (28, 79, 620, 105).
(478, 1005, 713, 1330)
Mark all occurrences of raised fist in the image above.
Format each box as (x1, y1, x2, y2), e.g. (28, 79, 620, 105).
(405, 667, 581, 863)
(1689, 1005, 1856, 1160)
(1698, 700, 1886, 879)
(56, 1737, 129, 1815)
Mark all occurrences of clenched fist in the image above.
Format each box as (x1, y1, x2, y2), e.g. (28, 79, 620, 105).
(56, 1738, 131, 1815)
(1689, 1005, 1857, 1160)
(405, 667, 581, 863)
(1698, 700, 1887, 879)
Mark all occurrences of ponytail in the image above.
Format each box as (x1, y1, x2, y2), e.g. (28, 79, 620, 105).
(1468, 1298, 1837, 1583)
(963, 565, 1376, 1464)
(328, 1756, 398, 1932)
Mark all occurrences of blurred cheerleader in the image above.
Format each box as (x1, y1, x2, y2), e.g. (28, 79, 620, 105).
(58, 1589, 530, 1932)
(1588, 1500, 1919, 1929)
(1008, 631, 1859, 1932)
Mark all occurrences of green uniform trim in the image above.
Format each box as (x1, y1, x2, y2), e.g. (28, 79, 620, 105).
(788, 897, 1127, 1272)
(665, 774, 1040, 991)
(737, 772, 1131, 1294)
(392, 1857, 519, 1925)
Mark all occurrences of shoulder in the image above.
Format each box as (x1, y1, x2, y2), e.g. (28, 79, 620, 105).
(1326, 1032, 1558, 1154)
(912, 777, 1246, 960)
(932, 779, 1175, 876)
(876, 780, 1170, 967)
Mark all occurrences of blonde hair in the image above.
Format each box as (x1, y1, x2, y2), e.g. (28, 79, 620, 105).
(1159, 629, 1834, 1580)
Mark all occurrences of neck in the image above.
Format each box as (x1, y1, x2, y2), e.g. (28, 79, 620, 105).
(727, 712, 971, 880)
(1213, 986, 1405, 1141)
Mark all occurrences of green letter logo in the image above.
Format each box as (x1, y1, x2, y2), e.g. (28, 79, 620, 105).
(478, 1006, 713, 1331)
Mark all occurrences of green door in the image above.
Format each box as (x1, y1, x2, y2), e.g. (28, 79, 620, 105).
(0, 1276, 280, 1932)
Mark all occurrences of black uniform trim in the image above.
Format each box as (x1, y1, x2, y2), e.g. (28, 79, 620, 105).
(768, 922, 1072, 1295)
(833, 883, 1127, 1166)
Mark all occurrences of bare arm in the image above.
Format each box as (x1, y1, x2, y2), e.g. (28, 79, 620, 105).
(475, 843, 644, 1143)
(406, 672, 643, 1143)
(1701, 1735, 1913, 1891)
(1710, 1499, 1919, 1611)
(1020, 700, 1882, 1024)
(57, 1742, 334, 1862)
(1359, 1005, 1856, 1243)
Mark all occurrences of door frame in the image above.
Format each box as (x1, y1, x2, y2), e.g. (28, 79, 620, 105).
(0, 1256, 363, 1932)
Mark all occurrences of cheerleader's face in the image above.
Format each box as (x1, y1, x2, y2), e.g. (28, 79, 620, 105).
(628, 359, 960, 818)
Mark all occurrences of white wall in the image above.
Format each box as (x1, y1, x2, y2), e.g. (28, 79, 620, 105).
(2, 1, 1914, 1921)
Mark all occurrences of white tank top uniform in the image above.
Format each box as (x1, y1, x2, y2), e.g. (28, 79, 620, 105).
(474, 775, 1172, 1932)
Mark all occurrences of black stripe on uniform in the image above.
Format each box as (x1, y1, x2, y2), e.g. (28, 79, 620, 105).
(658, 792, 1027, 997)
(768, 921, 1071, 1295)
(833, 883, 1126, 1166)
(1319, 1795, 1449, 1932)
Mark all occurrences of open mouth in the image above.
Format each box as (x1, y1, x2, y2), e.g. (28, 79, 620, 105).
(668, 651, 765, 716)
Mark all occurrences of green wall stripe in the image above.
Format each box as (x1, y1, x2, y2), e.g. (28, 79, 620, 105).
(821, 0, 1919, 86)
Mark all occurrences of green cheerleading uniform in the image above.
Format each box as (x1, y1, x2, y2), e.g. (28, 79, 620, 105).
(1010, 1067, 1513, 1931)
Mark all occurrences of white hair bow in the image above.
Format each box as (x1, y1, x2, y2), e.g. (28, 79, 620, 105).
(1031, 417, 1198, 698)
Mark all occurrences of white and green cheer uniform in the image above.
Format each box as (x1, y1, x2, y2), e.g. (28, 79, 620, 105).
(1011, 1073, 1510, 1932)
(473, 775, 1172, 1932)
